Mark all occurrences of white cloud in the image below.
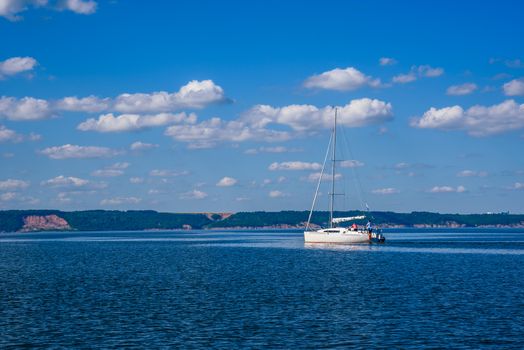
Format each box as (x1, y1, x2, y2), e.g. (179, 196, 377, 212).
(78, 112, 196, 132)
(0, 124, 21, 142)
(503, 78, 524, 96)
(0, 178, 29, 190)
(269, 161, 322, 171)
(91, 169, 123, 177)
(113, 80, 226, 113)
(0, 96, 52, 120)
(0, 0, 97, 21)
(64, 0, 97, 14)
(392, 72, 416, 84)
(180, 189, 207, 200)
(457, 170, 487, 177)
(243, 98, 393, 132)
(418, 65, 444, 77)
(109, 162, 129, 170)
(165, 117, 290, 148)
(394, 162, 410, 169)
(0, 56, 37, 78)
(41, 175, 89, 187)
(56, 96, 110, 113)
(0, 192, 17, 201)
(379, 57, 397, 66)
(306, 172, 342, 182)
(129, 177, 144, 184)
(100, 196, 141, 206)
(130, 141, 159, 151)
(393, 65, 444, 84)
(149, 169, 188, 177)
(513, 182, 524, 190)
(372, 187, 399, 195)
(244, 146, 300, 154)
(1, 80, 226, 122)
(304, 67, 381, 91)
(411, 100, 524, 136)
(447, 83, 477, 96)
(340, 160, 364, 168)
(40, 144, 121, 159)
(269, 190, 286, 198)
(429, 185, 466, 193)
(217, 176, 237, 187)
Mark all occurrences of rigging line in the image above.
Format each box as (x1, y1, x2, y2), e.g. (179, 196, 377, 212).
(340, 125, 368, 212)
(306, 131, 333, 231)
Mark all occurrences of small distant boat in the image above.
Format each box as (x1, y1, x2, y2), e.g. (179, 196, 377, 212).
(304, 109, 385, 244)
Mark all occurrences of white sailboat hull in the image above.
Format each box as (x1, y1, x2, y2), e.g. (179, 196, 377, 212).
(304, 229, 370, 244)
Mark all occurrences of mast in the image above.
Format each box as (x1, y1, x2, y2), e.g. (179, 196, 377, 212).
(329, 108, 337, 228)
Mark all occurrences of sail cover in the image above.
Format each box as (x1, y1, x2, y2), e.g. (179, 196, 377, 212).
(332, 215, 366, 224)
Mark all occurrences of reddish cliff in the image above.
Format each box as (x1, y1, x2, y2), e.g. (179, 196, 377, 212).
(21, 215, 71, 232)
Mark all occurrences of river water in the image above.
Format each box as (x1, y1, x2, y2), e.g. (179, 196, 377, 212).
(1, 229, 523, 348)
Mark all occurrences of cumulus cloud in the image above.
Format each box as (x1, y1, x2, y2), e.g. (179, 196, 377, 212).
(0, 0, 97, 21)
(0, 191, 38, 204)
(244, 146, 301, 154)
(130, 141, 159, 151)
(40, 144, 121, 159)
(513, 182, 524, 190)
(269, 161, 322, 171)
(418, 65, 444, 77)
(56, 96, 110, 113)
(457, 170, 488, 177)
(129, 177, 144, 184)
(447, 83, 478, 96)
(242, 98, 393, 132)
(216, 176, 237, 187)
(1, 80, 227, 123)
(340, 160, 364, 168)
(41, 175, 89, 187)
(0, 96, 52, 120)
(411, 100, 524, 136)
(0, 178, 29, 190)
(429, 185, 466, 193)
(372, 187, 399, 195)
(78, 112, 196, 132)
(100, 196, 141, 206)
(0, 56, 37, 78)
(304, 67, 382, 91)
(306, 172, 342, 182)
(379, 57, 397, 66)
(0, 124, 22, 142)
(269, 190, 286, 198)
(392, 72, 416, 84)
(149, 169, 188, 177)
(113, 80, 227, 113)
(180, 189, 208, 200)
(165, 117, 290, 149)
(503, 78, 524, 96)
(91, 162, 129, 177)
(63, 0, 97, 14)
(393, 65, 444, 84)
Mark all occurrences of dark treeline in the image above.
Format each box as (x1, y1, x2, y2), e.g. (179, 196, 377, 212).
(0, 210, 523, 232)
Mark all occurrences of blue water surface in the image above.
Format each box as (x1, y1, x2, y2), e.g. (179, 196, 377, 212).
(1, 229, 523, 349)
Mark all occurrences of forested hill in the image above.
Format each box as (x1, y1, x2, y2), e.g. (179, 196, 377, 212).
(0, 210, 523, 233)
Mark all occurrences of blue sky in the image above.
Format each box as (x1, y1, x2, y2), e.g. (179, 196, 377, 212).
(1, 0, 523, 213)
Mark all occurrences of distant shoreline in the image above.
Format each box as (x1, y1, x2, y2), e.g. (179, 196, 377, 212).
(1, 209, 523, 233)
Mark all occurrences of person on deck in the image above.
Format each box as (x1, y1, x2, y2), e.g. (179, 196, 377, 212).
(351, 223, 358, 231)
(366, 221, 372, 233)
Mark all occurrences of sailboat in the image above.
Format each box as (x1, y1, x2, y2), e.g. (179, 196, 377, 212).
(303, 109, 385, 244)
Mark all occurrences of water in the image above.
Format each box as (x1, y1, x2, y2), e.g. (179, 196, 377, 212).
(1, 229, 523, 349)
